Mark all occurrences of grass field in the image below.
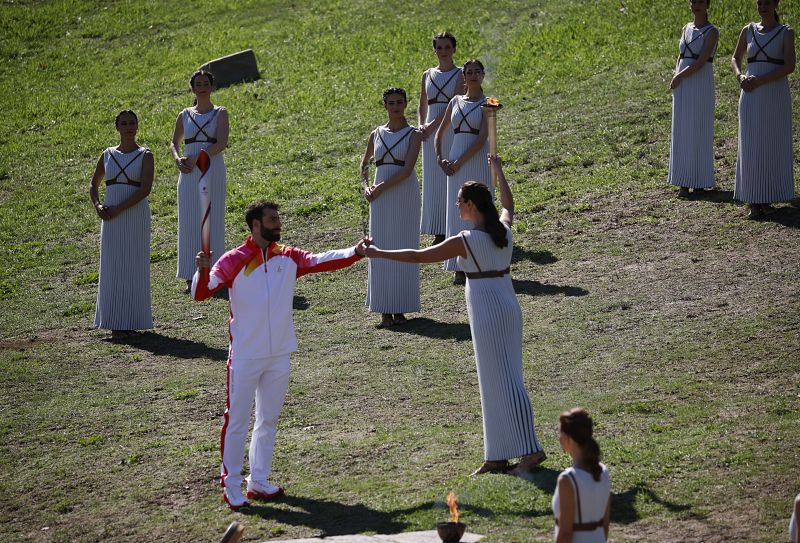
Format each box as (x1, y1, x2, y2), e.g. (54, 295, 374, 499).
(1, 1, 799, 542)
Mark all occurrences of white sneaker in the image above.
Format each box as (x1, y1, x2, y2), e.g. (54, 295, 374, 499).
(246, 480, 284, 501)
(222, 486, 250, 511)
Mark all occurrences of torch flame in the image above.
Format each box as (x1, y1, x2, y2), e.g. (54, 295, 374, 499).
(486, 96, 501, 107)
(446, 491, 459, 524)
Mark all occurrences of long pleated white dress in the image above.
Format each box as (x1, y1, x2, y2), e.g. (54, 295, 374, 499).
(553, 465, 611, 543)
(176, 106, 227, 279)
(94, 147, 153, 331)
(421, 67, 461, 235)
(735, 23, 795, 204)
(445, 96, 492, 271)
(668, 22, 717, 189)
(366, 125, 421, 314)
(458, 226, 543, 460)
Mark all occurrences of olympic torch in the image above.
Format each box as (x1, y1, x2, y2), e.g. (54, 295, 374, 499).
(483, 97, 502, 187)
(196, 149, 212, 267)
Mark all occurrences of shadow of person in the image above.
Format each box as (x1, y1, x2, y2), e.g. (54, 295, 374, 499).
(243, 495, 408, 536)
(610, 483, 692, 524)
(757, 205, 800, 229)
(244, 496, 498, 537)
(689, 189, 734, 203)
(293, 295, 309, 310)
(516, 470, 690, 525)
(104, 331, 228, 361)
(512, 246, 559, 265)
(512, 279, 589, 297)
(383, 317, 472, 341)
(514, 467, 561, 493)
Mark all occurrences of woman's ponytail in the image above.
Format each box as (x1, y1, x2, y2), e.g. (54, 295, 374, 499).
(559, 407, 603, 482)
(460, 181, 507, 248)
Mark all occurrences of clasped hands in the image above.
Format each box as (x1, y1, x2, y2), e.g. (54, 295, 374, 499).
(176, 155, 197, 174)
(95, 204, 119, 221)
(738, 74, 760, 92)
(438, 157, 461, 176)
(356, 237, 375, 258)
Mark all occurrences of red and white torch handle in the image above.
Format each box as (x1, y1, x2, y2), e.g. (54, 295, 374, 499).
(196, 149, 212, 266)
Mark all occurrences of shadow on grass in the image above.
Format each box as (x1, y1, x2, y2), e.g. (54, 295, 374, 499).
(244, 496, 496, 536)
(384, 317, 472, 341)
(610, 483, 692, 524)
(513, 247, 558, 265)
(104, 332, 228, 360)
(294, 295, 309, 310)
(688, 189, 734, 203)
(756, 204, 800, 228)
(513, 279, 589, 297)
(521, 469, 691, 525)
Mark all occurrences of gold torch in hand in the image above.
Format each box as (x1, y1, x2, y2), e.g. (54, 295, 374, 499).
(483, 96, 502, 187)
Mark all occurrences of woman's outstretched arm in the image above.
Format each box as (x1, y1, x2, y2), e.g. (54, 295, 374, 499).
(365, 234, 466, 263)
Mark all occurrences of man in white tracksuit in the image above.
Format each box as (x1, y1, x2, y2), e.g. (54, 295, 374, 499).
(193, 200, 366, 510)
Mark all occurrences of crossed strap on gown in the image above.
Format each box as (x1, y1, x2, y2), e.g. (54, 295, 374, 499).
(184, 108, 219, 144)
(679, 23, 716, 63)
(747, 23, 787, 65)
(453, 98, 486, 135)
(106, 149, 143, 187)
(375, 126, 415, 167)
(426, 69, 461, 105)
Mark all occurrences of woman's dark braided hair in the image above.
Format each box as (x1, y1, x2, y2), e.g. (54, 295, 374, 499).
(559, 407, 603, 481)
(382, 87, 407, 103)
(115, 110, 138, 127)
(432, 31, 457, 49)
(460, 181, 507, 248)
(189, 69, 215, 106)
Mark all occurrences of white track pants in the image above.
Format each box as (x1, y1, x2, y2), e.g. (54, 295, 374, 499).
(220, 353, 291, 490)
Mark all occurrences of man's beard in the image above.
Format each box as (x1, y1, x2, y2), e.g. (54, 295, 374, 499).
(261, 226, 280, 242)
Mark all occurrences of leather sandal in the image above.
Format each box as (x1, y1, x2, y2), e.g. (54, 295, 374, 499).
(511, 451, 547, 476)
(470, 459, 509, 476)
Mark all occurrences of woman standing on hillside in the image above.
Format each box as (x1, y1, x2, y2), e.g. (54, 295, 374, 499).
(89, 110, 153, 338)
(171, 70, 229, 290)
(360, 88, 422, 328)
(363, 156, 546, 475)
(419, 31, 464, 245)
(668, 0, 718, 197)
(435, 59, 492, 284)
(552, 408, 611, 543)
(731, 0, 795, 219)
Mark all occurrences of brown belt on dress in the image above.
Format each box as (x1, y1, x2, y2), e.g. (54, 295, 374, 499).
(555, 519, 604, 531)
(464, 268, 509, 279)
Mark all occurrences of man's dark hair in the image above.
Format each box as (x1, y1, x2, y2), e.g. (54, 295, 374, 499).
(245, 200, 280, 229)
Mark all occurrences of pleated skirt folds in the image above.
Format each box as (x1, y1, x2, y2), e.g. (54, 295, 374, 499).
(668, 60, 715, 189)
(444, 135, 491, 271)
(366, 165, 421, 313)
(95, 185, 153, 330)
(465, 276, 541, 460)
(735, 70, 795, 204)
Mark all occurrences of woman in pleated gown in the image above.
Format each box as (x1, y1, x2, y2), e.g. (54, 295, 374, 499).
(435, 59, 492, 284)
(89, 110, 153, 338)
(360, 88, 422, 328)
(363, 156, 546, 476)
(731, 0, 796, 219)
(418, 31, 464, 244)
(171, 70, 229, 290)
(668, 0, 718, 197)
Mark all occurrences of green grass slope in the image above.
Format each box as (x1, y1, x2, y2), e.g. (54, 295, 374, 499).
(1, 1, 799, 542)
